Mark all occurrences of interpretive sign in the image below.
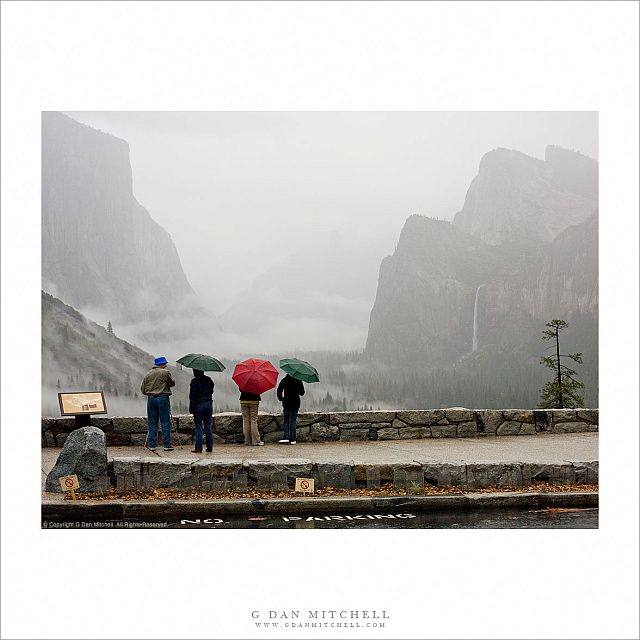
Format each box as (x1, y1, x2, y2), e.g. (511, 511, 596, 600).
(58, 391, 107, 416)
(295, 477, 315, 493)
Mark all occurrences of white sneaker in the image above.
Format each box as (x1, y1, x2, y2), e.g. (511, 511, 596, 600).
(290, 441, 297, 445)
(254, 441, 265, 446)
(278, 439, 290, 444)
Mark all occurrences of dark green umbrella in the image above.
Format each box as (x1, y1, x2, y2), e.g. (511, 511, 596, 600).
(279, 358, 320, 383)
(176, 353, 226, 372)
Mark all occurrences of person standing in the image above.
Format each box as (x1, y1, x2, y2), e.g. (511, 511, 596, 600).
(189, 369, 214, 453)
(277, 373, 305, 445)
(141, 356, 176, 451)
(240, 390, 264, 446)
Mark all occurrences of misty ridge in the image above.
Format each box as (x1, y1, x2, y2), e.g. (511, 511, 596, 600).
(41, 112, 598, 416)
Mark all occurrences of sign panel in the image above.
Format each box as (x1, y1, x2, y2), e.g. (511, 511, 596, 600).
(295, 477, 315, 493)
(59, 475, 80, 491)
(58, 391, 107, 416)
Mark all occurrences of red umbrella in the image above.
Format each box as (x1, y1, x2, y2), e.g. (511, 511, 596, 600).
(232, 358, 279, 394)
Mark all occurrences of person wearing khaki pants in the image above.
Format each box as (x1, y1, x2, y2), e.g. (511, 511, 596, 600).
(240, 391, 263, 445)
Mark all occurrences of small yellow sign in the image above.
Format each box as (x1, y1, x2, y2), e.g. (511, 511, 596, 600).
(59, 475, 80, 492)
(295, 477, 315, 493)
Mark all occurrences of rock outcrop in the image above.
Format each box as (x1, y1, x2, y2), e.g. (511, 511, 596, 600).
(452, 146, 597, 245)
(42, 112, 200, 325)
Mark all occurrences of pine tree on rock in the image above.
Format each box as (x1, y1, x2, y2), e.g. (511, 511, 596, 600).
(538, 319, 585, 409)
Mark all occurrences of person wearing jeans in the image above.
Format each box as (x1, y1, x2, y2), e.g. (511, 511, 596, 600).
(141, 356, 176, 451)
(146, 394, 172, 450)
(189, 369, 214, 453)
(277, 374, 305, 444)
(283, 405, 300, 443)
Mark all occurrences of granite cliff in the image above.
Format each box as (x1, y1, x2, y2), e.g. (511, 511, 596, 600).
(365, 146, 598, 388)
(42, 112, 200, 326)
(452, 146, 598, 245)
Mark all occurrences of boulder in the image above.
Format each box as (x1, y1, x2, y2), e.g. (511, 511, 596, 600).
(90, 417, 114, 432)
(396, 410, 444, 426)
(552, 421, 590, 434)
(105, 433, 133, 446)
(258, 414, 278, 429)
(310, 423, 339, 441)
(457, 421, 479, 437)
(315, 463, 354, 489)
(136, 458, 194, 487)
(130, 433, 149, 446)
(339, 422, 372, 430)
(377, 427, 400, 440)
(55, 433, 69, 447)
(263, 431, 285, 443)
(496, 421, 521, 436)
(475, 411, 502, 434)
(444, 408, 475, 422)
(430, 423, 457, 438)
(577, 409, 598, 424)
(245, 459, 313, 483)
(329, 411, 395, 425)
(502, 410, 534, 423)
(191, 459, 244, 480)
(421, 463, 466, 486)
(177, 415, 195, 431)
(295, 426, 311, 442)
(112, 416, 148, 434)
(466, 463, 523, 487)
(296, 412, 329, 427)
(518, 423, 536, 435)
(398, 426, 431, 439)
(551, 409, 577, 422)
(339, 429, 369, 441)
(262, 421, 280, 434)
(46, 418, 76, 433)
(45, 427, 108, 493)
(214, 413, 243, 435)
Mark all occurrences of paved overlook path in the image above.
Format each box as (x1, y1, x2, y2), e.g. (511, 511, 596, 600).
(42, 432, 598, 489)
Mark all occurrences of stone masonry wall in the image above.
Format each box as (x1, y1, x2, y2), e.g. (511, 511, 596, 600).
(41, 408, 598, 447)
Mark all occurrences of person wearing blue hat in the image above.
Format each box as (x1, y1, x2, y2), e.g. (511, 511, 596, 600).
(140, 356, 176, 451)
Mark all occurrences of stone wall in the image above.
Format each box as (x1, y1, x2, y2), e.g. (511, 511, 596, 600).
(108, 457, 599, 490)
(41, 409, 598, 447)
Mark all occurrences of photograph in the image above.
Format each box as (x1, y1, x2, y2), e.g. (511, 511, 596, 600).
(40, 110, 600, 530)
(2, 2, 637, 639)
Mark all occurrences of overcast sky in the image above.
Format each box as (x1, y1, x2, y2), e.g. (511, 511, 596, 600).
(65, 111, 598, 317)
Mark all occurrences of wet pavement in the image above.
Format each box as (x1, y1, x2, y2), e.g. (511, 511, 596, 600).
(42, 506, 598, 529)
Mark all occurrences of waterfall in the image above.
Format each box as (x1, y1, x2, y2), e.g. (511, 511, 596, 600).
(472, 285, 485, 352)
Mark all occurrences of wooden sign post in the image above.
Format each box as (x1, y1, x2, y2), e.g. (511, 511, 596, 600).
(294, 477, 315, 494)
(59, 474, 80, 500)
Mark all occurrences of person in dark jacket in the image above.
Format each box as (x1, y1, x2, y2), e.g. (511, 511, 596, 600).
(277, 374, 305, 445)
(240, 390, 263, 445)
(189, 369, 214, 453)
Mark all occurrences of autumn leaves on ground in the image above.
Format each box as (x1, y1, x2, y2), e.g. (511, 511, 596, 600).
(67, 481, 599, 501)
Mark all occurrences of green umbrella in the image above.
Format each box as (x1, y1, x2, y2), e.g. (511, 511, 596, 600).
(176, 353, 226, 372)
(279, 358, 320, 383)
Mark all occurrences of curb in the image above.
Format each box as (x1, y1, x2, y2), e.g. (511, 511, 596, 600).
(42, 491, 598, 520)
